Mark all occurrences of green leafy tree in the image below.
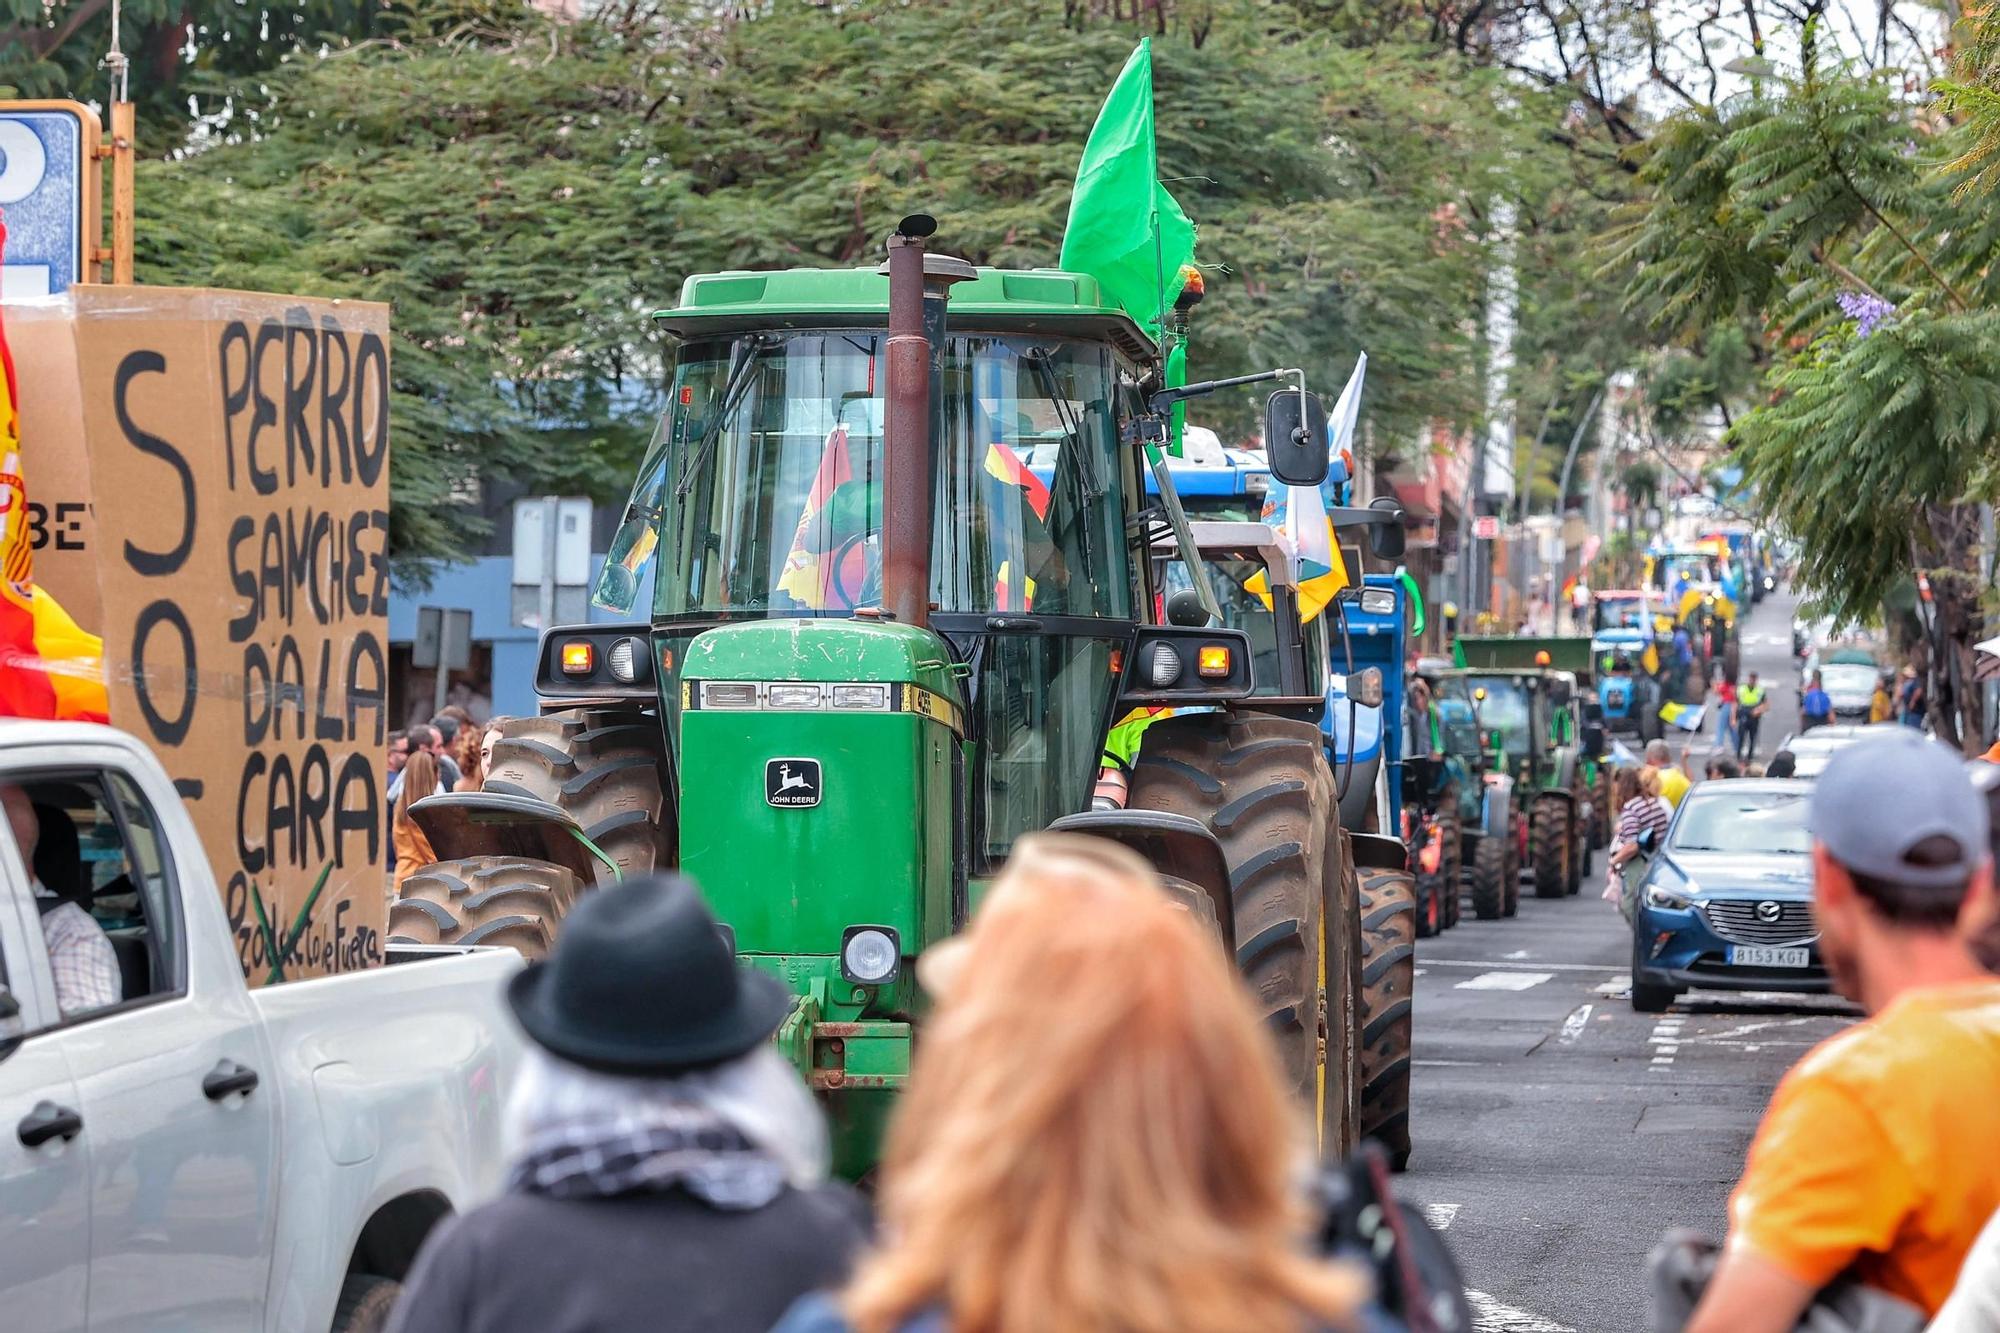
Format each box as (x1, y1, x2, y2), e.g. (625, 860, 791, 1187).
(1608, 22, 2000, 749)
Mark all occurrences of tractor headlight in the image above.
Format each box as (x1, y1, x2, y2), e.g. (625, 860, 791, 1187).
(767, 683, 823, 709)
(840, 926, 901, 986)
(830, 683, 890, 710)
(606, 636, 644, 684)
(1359, 588, 1396, 615)
(1146, 641, 1184, 687)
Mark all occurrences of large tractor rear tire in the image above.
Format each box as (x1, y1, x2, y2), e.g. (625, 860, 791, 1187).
(389, 856, 588, 959)
(482, 708, 673, 881)
(1531, 796, 1570, 899)
(1129, 712, 1346, 1152)
(1469, 835, 1507, 921)
(1357, 866, 1416, 1172)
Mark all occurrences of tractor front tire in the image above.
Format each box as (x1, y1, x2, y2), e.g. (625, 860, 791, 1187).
(1128, 712, 1341, 1149)
(1531, 797, 1571, 899)
(1469, 836, 1507, 920)
(1504, 824, 1522, 917)
(1357, 866, 1417, 1172)
(390, 856, 588, 958)
(1440, 811, 1463, 929)
(482, 708, 673, 882)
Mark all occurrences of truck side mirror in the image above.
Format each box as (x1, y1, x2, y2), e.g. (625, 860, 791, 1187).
(1367, 495, 1406, 559)
(1263, 388, 1330, 488)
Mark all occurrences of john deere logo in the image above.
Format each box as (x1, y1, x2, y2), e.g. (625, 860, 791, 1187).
(1756, 900, 1782, 923)
(766, 758, 822, 808)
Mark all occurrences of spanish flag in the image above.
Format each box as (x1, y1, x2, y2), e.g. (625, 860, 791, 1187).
(0, 219, 108, 723)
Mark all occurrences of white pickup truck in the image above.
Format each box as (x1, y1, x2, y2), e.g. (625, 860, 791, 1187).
(0, 722, 527, 1332)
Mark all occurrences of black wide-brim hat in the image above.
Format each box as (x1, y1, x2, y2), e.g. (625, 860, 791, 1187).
(506, 872, 796, 1076)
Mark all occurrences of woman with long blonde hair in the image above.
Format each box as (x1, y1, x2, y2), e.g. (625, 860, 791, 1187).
(775, 833, 1366, 1333)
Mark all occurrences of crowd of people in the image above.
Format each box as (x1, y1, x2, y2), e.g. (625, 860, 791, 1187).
(386, 709, 511, 890)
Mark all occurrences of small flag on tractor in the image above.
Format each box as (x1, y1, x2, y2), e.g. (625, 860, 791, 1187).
(1058, 38, 1197, 342)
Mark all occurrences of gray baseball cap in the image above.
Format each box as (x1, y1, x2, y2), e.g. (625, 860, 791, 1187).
(1810, 731, 1989, 889)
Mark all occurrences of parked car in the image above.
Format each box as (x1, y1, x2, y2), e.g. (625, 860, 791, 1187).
(0, 722, 528, 1333)
(1778, 722, 1902, 778)
(1630, 778, 1827, 1012)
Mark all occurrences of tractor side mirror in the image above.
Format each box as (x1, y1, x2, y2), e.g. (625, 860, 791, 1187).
(1263, 388, 1330, 488)
(1549, 678, 1573, 705)
(1165, 588, 1212, 627)
(1367, 495, 1406, 559)
(1346, 668, 1384, 708)
(1582, 722, 1606, 758)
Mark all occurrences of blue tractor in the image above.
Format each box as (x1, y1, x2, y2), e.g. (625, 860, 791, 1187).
(1591, 627, 1664, 743)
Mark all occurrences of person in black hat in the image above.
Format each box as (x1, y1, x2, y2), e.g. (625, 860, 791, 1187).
(386, 874, 868, 1333)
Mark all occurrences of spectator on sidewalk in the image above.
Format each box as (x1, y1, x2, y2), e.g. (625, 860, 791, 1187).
(1644, 740, 1691, 809)
(390, 752, 443, 894)
(1800, 672, 1832, 732)
(1736, 673, 1768, 761)
(774, 834, 1367, 1333)
(1714, 679, 1740, 758)
(1870, 673, 1895, 725)
(1681, 735, 2000, 1332)
(388, 875, 868, 1333)
(1898, 667, 1926, 729)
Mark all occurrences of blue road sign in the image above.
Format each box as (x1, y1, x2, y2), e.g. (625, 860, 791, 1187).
(0, 104, 96, 298)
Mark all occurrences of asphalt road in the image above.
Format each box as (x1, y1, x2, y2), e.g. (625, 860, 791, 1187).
(1401, 586, 1857, 1332)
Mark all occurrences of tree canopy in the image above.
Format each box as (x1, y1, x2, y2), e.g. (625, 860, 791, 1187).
(107, 0, 1647, 571)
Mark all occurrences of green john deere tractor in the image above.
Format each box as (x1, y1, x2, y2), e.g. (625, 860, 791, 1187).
(394, 220, 1369, 1177)
(1155, 518, 1419, 1170)
(1440, 651, 1599, 902)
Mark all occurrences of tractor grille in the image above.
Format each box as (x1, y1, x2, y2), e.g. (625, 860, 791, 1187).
(1700, 897, 1817, 946)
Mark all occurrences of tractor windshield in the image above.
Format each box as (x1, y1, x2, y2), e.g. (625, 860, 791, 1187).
(597, 331, 1133, 622)
(1458, 676, 1532, 756)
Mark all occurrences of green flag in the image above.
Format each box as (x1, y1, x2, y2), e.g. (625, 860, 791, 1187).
(1059, 39, 1196, 342)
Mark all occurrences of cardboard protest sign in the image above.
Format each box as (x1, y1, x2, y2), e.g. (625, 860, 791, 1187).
(19, 287, 392, 982)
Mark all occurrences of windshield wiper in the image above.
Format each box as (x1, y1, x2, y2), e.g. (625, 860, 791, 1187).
(1022, 346, 1100, 585)
(675, 334, 777, 497)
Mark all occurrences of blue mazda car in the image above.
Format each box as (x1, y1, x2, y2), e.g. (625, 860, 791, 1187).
(1630, 779, 1828, 1012)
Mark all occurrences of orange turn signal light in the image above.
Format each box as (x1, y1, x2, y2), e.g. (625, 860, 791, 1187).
(560, 641, 595, 675)
(1197, 645, 1232, 679)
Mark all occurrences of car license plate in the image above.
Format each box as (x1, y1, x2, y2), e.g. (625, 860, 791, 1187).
(1729, 945, 1809, 968)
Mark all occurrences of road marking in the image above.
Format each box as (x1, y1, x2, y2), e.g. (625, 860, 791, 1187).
(1457, 970, 1555, 992)
(1466, 1289, 1576, 1332)
(1413, 967, 1428, 978)
(1424, 958, 1626, 974)
(1423, 1202, 1462, 1231)
(1412, 1059, 1490, 1067)
(1504, 949, 1531, 960)
(1593, 973, 1632, 996)
(1559, 1003, 1593, 1044)
(1649, 1017, 1679, 1069)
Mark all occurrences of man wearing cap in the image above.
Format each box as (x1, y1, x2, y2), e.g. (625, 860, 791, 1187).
(1685, 735, 2000, 1332)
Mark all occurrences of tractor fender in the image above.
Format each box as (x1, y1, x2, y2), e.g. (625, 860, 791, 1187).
(1048, 809, 1235, 957)
(1549, 750, 1583, 795)
(409, 792, 602, 883)
(1479, 773, 1517, 840)
(1347, 831, 1409, 873)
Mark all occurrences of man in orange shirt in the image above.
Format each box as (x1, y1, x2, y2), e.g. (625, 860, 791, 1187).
(1686, 733, 2000, 1331)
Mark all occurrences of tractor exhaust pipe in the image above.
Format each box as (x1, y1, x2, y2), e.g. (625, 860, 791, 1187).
(881, 214, 974, 629)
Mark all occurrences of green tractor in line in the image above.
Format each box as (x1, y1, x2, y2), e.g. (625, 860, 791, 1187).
(1408, 668, 1521, 923)
(1440, 642, 1603, 904)
(394, 220, 1390, 1176)
(1155, 519, 1418, 1169)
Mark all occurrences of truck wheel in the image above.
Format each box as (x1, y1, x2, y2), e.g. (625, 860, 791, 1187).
(483, 708, 673, 881)
(390, 856, 587, 959)
(1469, 836, 1507, 920)
(330, 1274, 400, 1333)
(1357, 866, 1416, 1172)
(1631, 933, 1679, 1014)
(1129, 712, 1339, 1149)
(1531, 797, 1570, 899)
